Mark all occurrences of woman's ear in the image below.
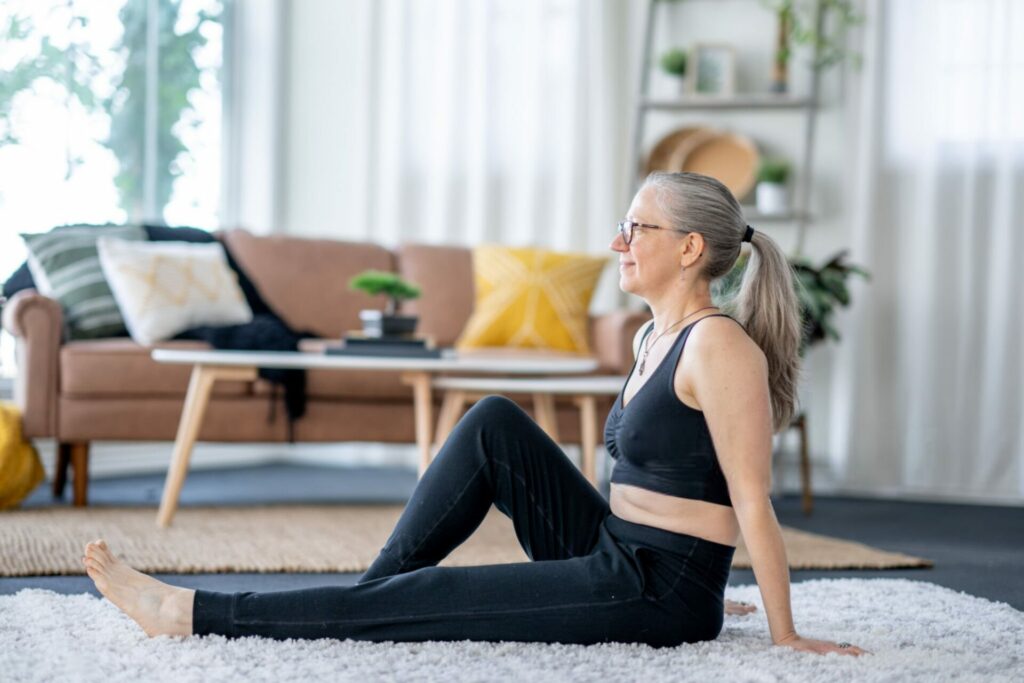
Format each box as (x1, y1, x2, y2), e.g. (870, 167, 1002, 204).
(680, 232, 705, 268)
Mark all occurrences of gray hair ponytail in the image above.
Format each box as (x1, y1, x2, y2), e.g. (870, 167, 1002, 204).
(642, 171, 803, 432)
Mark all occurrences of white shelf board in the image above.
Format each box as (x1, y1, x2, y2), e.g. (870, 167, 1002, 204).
(641, 94, 814, 111)
(741, 207, 812, 223)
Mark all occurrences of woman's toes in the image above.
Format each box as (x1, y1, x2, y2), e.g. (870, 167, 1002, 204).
(86, 542, 112, 564)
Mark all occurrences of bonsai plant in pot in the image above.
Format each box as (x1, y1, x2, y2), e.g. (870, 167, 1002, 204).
(755, 158, 791, 215)
(659, 48, 688, 93)
(349, 270, 422, 338)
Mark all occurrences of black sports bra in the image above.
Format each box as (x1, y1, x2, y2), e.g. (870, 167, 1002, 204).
(603, 314, 735, 507)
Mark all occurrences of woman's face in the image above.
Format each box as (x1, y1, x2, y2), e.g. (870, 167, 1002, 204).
(610, 185, 683, 297)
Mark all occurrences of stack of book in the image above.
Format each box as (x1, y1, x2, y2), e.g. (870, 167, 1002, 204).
(325, 332, 449, 359)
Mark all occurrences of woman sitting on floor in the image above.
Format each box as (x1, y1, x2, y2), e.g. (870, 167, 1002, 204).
(83, 171, 866, 656)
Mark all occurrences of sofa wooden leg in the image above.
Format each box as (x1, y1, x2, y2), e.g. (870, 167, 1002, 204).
(70, 442, 91, 507)
(53, 442, 72, 499)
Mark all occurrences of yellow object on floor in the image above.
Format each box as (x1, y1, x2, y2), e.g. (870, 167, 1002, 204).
(0, 402, 44, 510)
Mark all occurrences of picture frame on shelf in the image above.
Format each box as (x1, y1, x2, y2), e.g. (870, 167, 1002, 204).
(691, 44, 736, 96)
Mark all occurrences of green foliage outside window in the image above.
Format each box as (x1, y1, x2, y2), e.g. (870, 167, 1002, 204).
(0, 0, 223, 220)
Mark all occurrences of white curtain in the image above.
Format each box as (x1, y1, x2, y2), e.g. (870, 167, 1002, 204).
(829, 0, 1024, 502)
(220, 0, 286, 234)
(357, 0, 634, 311)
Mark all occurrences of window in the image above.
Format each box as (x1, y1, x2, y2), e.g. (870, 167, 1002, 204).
(0, 0, 225, 281)
(885, 0, 1024, 161)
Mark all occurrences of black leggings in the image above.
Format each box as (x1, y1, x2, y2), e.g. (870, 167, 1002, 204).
(192, 396, 735, 647)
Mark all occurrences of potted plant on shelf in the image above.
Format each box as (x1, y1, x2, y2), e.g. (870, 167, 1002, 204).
(763, 0, 864, 94)
(659, 48, 688, 93)
(349, 270, 422, 338)
(755, 158, 791, 215)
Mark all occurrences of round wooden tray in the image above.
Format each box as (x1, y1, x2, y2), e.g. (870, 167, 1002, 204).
(668, 129, 760, 200)
(643, 126, 715, 176)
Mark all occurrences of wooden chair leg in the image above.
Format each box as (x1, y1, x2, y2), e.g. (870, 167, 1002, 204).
(52, 442, 72, 498)
(796, 413, 813, 516)
(70, 442, 91, 507)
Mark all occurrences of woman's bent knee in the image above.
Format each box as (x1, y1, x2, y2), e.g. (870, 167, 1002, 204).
(464, 395, 530, 426)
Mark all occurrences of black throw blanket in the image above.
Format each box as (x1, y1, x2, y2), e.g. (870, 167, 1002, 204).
(175, 315, 311, 437)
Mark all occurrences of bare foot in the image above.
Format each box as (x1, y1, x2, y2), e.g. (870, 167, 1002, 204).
(725, 599, 757, 616)
(82, 539, 195, 638)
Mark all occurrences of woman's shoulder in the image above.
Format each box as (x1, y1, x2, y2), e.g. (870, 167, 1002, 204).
(685, 314, 765, 368)
(673, 314, 766, 411)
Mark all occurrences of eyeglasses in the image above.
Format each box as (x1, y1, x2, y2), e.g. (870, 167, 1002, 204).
(616, 219, 678, 245)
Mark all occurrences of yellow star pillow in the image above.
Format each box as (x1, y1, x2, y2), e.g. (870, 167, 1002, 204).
(456, 245, 609, 354)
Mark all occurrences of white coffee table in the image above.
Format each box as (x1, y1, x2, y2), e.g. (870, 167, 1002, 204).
(430, 375, 625, 486)
(150, 348, 598, 527)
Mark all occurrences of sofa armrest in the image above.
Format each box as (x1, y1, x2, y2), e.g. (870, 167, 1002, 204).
(1, 289, 62, 437)
(589, 310, 651, 375)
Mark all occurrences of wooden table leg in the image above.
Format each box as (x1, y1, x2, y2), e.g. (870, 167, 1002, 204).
(575, 395, 598, 486)
(402, 372, 434, 479)
(156, 365, 256, 528)
(533, 393, 560, 442)
(435, 390, 467, 449)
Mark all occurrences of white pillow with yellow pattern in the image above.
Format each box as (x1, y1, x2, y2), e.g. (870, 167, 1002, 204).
(97, 237, 253, 347)
(456, 244, 609, 354)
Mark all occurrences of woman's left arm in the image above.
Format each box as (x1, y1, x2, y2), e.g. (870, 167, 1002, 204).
(688, 321, 867, 656)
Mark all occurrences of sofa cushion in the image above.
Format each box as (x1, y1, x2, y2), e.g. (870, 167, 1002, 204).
(456, 245, 609, 354)
(395, 243, 475, 347)
(223, 230, 394, 340)
(21, 224, 147, 340)
(98, 238, 253, 346)
(61, 339, 251, 398)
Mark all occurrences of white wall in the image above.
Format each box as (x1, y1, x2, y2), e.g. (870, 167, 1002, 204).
(280, 0, 859, 483)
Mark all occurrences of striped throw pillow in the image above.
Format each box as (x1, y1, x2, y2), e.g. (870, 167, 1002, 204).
(21, 224, 147, 340)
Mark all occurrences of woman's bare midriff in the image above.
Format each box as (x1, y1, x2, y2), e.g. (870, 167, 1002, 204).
(609, 483, 739, 548)
(612, 319, 741, 549)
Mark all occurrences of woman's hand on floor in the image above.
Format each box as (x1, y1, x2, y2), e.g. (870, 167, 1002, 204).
(725, 599, 757, 616)
(774, 632, 870, 656)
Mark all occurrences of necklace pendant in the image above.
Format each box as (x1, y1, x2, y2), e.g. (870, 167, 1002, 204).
(638, 359, 646, 376)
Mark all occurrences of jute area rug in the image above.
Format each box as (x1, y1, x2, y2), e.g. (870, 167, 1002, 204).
(0, 504, 931, 576)
(2, 579, 1021, 682)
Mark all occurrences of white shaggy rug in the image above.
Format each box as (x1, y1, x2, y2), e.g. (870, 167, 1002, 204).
(1, 579, 1021, 682)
